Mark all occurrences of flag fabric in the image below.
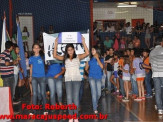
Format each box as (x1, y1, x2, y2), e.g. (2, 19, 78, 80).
(17, 23, 27, 79)
(1, 17, 7, 53)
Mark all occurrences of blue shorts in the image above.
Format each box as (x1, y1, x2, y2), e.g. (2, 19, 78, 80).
(113, 71, 118, 78)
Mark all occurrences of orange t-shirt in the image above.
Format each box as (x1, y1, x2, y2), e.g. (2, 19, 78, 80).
(143, 57, 150, 73)
(118, 58, 124, 67)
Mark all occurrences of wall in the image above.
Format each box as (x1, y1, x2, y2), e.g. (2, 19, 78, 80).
(0, 0, 90, 41)
(93, 6, 153, 25)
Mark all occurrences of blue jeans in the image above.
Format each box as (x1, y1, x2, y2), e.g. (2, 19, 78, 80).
(145, 71, 152, 95)
(153, 77, 163, 110)
(131, 74, 138, 95)
(119, 77, 125, 96)
(107, 71, 113, 91)
(79, 80, 84, 103)
(32, 77, 46, 109)
(89, 77, 102, 111)
(47, 77, 63, 105)
(102, 72, 106, 89)
(65, 81, 81, 115)
(13, 74, 18, 98)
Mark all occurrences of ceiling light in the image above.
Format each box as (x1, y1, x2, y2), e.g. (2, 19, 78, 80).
(117, 5, 137, 7)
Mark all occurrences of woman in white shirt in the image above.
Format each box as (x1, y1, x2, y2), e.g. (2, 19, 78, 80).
(53, 36, 89, 122)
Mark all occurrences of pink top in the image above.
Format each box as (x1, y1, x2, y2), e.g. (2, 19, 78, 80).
(120, 40, 125, 49)
(113, 39, 119, 51)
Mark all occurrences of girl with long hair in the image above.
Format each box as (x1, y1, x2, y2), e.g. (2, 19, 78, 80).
(120, 56, 130, 102)
(29, 43, 47, 115)
(85, 46, 104, 114)
(53, 36, 89, 122)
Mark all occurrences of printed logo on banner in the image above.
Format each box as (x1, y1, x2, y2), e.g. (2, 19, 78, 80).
(43, 32, 89, 62)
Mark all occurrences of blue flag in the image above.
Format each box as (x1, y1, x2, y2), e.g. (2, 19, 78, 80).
(17, 24, 27, 79)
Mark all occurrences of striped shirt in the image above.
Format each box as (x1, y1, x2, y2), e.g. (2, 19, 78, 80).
(80, 61, 86, 80)
(0, 50, 14, 78)
(149, 45, 163, 77)
(65, 57, 82, 82)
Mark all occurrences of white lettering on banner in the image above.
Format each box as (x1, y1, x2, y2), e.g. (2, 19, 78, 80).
(62, 32, 78, 43)
(43, 33, 90, 62)
(22, 32, 28, 36)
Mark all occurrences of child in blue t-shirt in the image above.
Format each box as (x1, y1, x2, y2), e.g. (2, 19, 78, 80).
(29, 43, 47, 115)
(85, 46, 104, 114)
(46, 61, 65, 107)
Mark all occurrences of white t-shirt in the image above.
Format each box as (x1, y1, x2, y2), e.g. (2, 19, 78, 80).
(26, 58, 30, 70)
(126, 26, 132, 35)
(14, 65, 19, 75)
(114, 60, 119, 71)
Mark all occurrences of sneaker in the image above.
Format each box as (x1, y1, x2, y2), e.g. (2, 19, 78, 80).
(44, 111, 48, 115)
(13, 100, 21, 105)
(69, 119, 73, 122)
(134, 97, 142, 101)
(146, 94, 153, 98)
(122, 98, 129, 102)
(141, 97, 146, 100)
(116, 90, 119, 93)
(74, 119, 79, 122)
(158, 110, 163, 115)
(29, 111, 35, 115)
(118, 95, 123, 98)
(94, 110, 98, 114)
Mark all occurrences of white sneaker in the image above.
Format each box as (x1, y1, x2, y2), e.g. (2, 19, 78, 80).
(69, 119, 73, 122)
(29, 113, 34, 115)
(74, 119, 79, 122)
(134, 97, 142, 101)
(44, 111, 48, 115)
(158, 110, 163, 115)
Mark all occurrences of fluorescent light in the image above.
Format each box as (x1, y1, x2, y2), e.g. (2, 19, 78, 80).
(117, 5, 137, 7)
(115, 11, 128, 13)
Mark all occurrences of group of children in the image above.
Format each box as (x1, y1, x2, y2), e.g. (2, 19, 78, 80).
(3, 35, 153, 122)
(102, 48, 152, 102)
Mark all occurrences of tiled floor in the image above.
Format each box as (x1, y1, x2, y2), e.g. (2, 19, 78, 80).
(12, 81, 163, 122)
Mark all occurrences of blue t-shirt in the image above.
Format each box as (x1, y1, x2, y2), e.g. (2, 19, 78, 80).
(88, 58, 104, 79)
(46, 63, 64, 78)
(29, 56, 45, 77)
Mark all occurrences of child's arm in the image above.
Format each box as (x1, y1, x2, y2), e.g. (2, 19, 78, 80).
(85, 61, 89, 74)
(53, 38, 64, 61)
(121, 68, 129, 73)
(78, 36, 89, 60)
(29, 64, 33, 83)
(104, 59, 112, 63)
(142, 63, 151, 69)
(94, 54, 103, 69)
(54, 67, 65, 79)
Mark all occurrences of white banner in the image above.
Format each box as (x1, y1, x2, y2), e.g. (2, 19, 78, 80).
(43, 32, 90, 61)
